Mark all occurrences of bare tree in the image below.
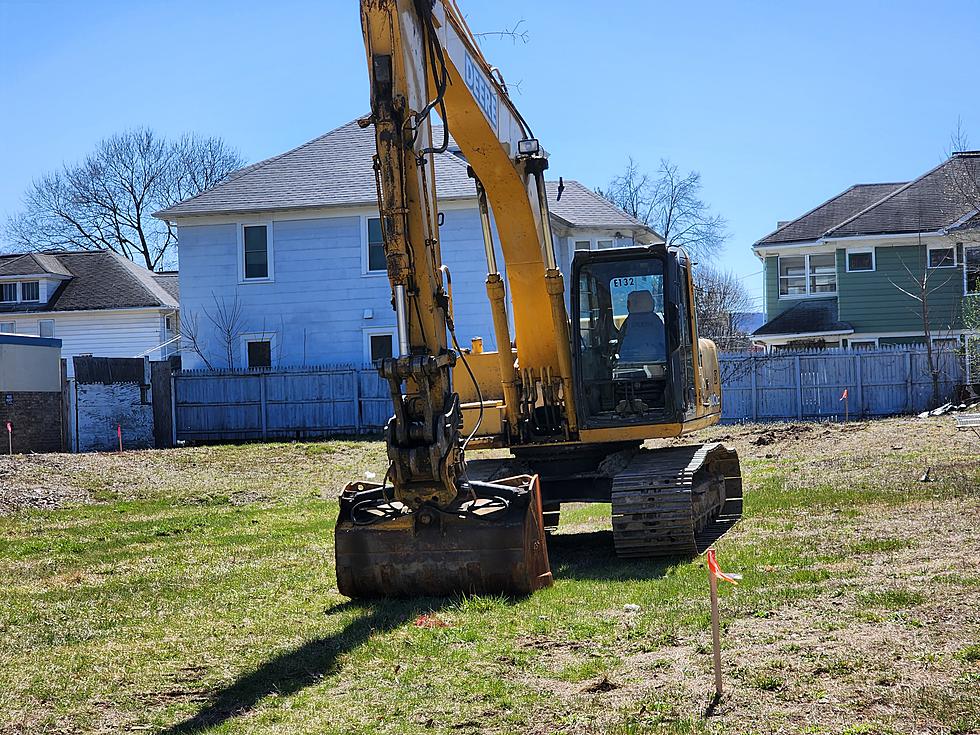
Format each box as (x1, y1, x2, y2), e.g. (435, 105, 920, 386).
(889, 238, 962, 406)
(693, 266, 754, 351)
(598, 158, 728, 260)
(5, 129, 243, 270)
(181, 294, 247, 370)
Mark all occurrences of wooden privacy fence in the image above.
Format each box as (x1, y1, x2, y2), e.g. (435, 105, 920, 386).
(173, 366, 391, 442)
(718, 346, 963, 423)
(172, 347, 965, 442)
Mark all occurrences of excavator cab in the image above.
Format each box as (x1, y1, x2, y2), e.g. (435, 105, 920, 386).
(571, 245, 697, 429)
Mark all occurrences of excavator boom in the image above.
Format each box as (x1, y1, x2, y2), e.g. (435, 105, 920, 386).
(335, 0, 556, 598)
(335, 0, 742, 599)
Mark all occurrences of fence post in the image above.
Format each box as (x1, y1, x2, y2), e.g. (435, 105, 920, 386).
(170, 373, 178, 446)
(905, 351, 914, 412)
(260, 372, 268, 439)
(794, 354, 803, 420)
(854, 354, 863, 418)
(352, 368, 361, 434)
(750, 356, 758, 422)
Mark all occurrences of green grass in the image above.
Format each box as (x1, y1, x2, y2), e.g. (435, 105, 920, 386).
(0, 418, 978, 734)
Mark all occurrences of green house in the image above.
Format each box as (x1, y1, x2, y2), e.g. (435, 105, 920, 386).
(752, 151, 980, 351)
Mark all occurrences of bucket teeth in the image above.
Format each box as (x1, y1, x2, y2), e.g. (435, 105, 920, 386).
(335, 475, 553, 599)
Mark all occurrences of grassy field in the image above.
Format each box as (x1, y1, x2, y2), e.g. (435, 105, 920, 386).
(0, 416, 978, 735)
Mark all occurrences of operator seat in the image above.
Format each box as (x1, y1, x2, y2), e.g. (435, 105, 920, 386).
(618, 290, 666, 363)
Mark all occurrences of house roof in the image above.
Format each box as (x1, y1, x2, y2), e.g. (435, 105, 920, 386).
(756, 152, 980, 248)
(154, 119, 478, 218)
(546, 179, 658, 237)
(154, 118, 660, 239)
(826, 152, 980, 238)
(755, 183, 905, 246)
(0, 252, 73, 277)
(153, 271, 180, 301)
(752, 298, 853, 338)
(0, 251, 179, 313)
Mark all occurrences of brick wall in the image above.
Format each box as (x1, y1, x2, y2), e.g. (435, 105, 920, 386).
(0, 391, 64, 453)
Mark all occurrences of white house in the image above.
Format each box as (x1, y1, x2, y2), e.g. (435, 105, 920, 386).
(155, 119, 661, 370)
(0, 251, 179, 374)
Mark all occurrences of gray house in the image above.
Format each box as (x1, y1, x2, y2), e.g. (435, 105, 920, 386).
(156, 119, 660, 369)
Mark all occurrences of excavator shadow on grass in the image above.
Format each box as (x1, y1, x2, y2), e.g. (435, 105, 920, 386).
(159, 533, 678, 734)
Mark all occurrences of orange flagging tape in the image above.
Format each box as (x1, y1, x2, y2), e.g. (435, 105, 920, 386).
(706, 548, 741, 585)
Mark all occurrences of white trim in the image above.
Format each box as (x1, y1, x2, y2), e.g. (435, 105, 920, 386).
(926, 242, 956, 269)
(361, 215, 388, 277)
(816, 230, 946, 245)
(240, 331, 278, 369)
(362, 326, 398, 363)
(755, 328, 854, 341)
(0, 272, 71, 282)
(777, 253, 838, 299)
(845, 247, 876, 273)
(238, 222, 275, 283)
(963, 243, 980, 296)
(0, 306, 171, 318)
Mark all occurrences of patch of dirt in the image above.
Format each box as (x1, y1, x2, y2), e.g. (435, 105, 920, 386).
(0, 453, 94, 513)
(580, 675, 621, 693)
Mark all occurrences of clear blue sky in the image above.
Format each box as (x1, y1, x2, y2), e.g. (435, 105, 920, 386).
(2, 0, 978, 310)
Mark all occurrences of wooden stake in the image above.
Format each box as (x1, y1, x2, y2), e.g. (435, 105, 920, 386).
(709, 565, 723, 697)
(5, 422, 11, 456)
(117, 424, 123, 452)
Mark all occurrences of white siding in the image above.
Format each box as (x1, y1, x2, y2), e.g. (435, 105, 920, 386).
(0, 310, 172, 375)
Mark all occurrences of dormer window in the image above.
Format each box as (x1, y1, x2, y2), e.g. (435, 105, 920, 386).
(0, 284, 15, 302)
(21, 281, 39, 302)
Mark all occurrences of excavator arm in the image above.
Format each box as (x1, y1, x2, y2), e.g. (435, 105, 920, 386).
(334, 0, 558, 598)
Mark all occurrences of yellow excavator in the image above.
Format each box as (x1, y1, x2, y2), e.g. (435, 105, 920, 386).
(335, 0, 742, 598)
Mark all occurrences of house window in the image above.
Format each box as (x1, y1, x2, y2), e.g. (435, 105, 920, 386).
(0, 284, 15, 302)
(778, 254, 837, 297)
(369, 333, 394, 362)
(38, 319, 55, 338)
(20, 281, 40, 301)
(0, 322, 14, 333)
(932, 336, 960, 352)
(364, 329, 396, 363)
(366, 217, 386, 273)
(965, 245, 980, 295)
(574, 240, 592, 251)
(849, 339, 877, 350)
(846, 248, 875, 272)
(927, 244, 955, 269)
(242, 224, 271, 280)
(246, 340, 272, 369)
(596, 239, 614, 250)
(777, 256, 806, 296)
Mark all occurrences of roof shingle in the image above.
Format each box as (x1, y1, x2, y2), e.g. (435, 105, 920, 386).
(755, 183, 905, 246)
(0, 251, 178, 313)
(155, 119, 659, 239)
(752, 298, 853, 337)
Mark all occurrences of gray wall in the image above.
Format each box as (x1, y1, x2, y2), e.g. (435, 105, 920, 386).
(75, 383, 153, 452)
(177, 207, 508, 369)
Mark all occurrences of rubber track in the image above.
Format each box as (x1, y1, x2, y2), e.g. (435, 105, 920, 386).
(611, 443, 742, 558)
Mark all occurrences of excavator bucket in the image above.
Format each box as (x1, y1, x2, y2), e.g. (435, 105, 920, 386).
(335, 474, 553, 598)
